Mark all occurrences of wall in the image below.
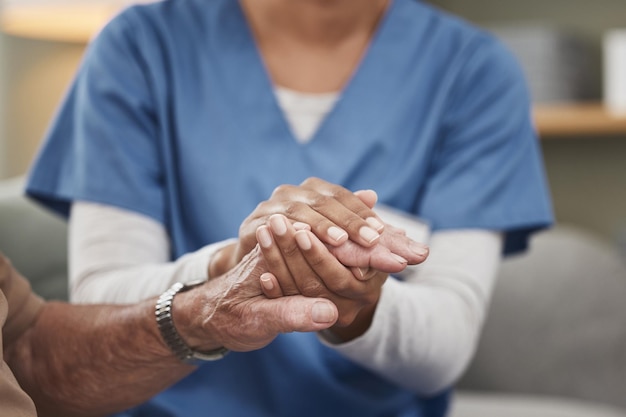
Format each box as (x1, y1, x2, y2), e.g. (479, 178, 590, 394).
(430, 0, 626, 35)
(542, 137, 626, 244)
(0, 32, 84, 178)
(0, 34, 6, 177)
(430, 0, 626, 245)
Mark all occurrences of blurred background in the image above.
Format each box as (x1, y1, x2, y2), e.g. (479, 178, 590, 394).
(0, 1, 625, 416)
(1, 0, 626, 247)
(0, 0, 138, 179)
(429, 0, 626, 252)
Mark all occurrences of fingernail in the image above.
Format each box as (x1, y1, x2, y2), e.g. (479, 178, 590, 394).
(366, 217, 385, 232)
(410, 242, 429, 256)
(350, 266, 363, 279)
(327, 226, 348, 243)
(257, 226, 273, 248)
(351, 267, 368, 280)
(312, 302, 335, 323)
(260, 273, 274, 291)
(293, 222, 311, 231)
(359, 226, 380, 244)
(295, 231, 312, 250)
(269, 215, 288, 236)
(391, 253, 407, 264)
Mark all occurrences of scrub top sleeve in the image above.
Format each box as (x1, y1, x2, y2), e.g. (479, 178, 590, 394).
(419, 36, 553, 255)
(27, 11, 165, 224)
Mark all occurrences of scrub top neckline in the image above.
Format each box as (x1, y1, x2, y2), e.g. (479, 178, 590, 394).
(232, 0, 400, 146)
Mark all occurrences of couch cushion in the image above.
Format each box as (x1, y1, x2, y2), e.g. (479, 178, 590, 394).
(458, 225, 626, 409)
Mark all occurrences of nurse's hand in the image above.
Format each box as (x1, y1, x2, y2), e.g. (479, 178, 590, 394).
(209, 178, 427, 278)
(235, 177, 384, 264)
(255, 214, 400, 340)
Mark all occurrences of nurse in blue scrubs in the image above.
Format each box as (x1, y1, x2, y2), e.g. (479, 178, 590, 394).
(26, 0, 553, 416)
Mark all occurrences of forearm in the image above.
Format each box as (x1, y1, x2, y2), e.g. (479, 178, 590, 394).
(324, 230, 502, 394)
(71, 253, 223, 304)
(5, 300, 193, 417)
(70, 201, 234, 303)
(337, 280, 483, 394)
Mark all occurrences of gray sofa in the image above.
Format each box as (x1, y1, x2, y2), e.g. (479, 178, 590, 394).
(451, 225, 626, 416)
(0, 176, 68, 300)
(1, 176, 625, 416)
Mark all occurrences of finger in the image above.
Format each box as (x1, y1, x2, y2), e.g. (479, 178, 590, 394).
(292, 221, 311, 231)
(263, 186, 349, 246)
(368, 245, 411, 272)
(350, 266, 370, 281)
(353, 189, 378, 209)
(268, 214, 327, 298)
(259, 272, 283, 299)
(256, 225, 299, 296)
(293, 231, 390, 327)
(257, 296, 339, 333)
(348, 267, 385, 283)
(327, 224, 428, 271)
(327, 239, 408, 274)
(294, 230, 374, 298)
(328, 222, 429, 269)
(297, 178, 385, 247)
(295, 231, 387, 327)
(280, 195, 376, 247)
(269, 222, 369, 323)
(379, 224, 429, 265)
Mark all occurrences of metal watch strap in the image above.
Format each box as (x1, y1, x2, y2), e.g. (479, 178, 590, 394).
(155, 281, 229, 364)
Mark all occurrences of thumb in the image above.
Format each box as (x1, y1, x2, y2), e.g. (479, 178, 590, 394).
(354, 189, 378, 209)
(257, 296, 338, 334)
(369, 245, 409, 273)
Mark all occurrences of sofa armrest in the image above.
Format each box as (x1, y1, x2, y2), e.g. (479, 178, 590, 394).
(0, 176, 68, 301)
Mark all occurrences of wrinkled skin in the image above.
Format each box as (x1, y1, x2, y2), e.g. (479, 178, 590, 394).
(199, 178, 429, 344)
(177, 245, 339, 353)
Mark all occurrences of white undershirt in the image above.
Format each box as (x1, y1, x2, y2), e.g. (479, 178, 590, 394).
(68, 88, 503, 395)
(274, 87, 340, 143)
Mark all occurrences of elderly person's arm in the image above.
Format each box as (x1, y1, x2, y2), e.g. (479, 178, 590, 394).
(3, 251, 337, 417)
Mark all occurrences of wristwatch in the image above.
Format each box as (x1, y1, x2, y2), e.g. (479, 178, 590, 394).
(155, 280, 229, 364)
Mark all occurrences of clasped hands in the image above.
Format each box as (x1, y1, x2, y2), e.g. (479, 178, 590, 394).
(176, 178, 428, 355)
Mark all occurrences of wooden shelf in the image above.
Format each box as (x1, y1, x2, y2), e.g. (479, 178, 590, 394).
(534, 103, 626, 138)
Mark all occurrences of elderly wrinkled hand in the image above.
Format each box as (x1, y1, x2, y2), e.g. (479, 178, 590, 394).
(173, 244, 339, 353)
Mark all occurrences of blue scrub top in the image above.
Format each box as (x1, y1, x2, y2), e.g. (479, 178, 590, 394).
(27, 0, 553, 416)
